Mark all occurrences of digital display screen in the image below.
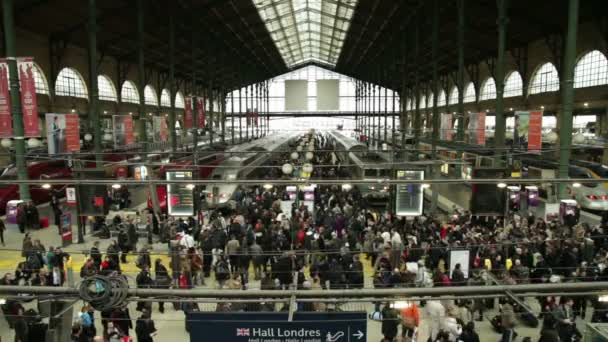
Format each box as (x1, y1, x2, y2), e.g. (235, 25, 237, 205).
(470, 168, 507, 216)
(167, 171, 194, 216)
(395, 170, 424, 216)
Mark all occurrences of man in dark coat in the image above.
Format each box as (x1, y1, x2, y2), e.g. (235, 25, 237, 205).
(135, 309, 157, 342)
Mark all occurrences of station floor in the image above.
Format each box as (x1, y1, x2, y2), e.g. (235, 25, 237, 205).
(0, 187, 596, 341)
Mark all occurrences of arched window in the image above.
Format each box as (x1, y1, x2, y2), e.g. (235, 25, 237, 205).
(120, 81, 139, 104)
(448, 86, 459, 105)
(97, 75, 117, 102)
(175, 91, 185, 109)
(160, 89, 171, 107)
(436, 90, 446, 107)
(144, 85, 158, 106)
(419, 95, 427, 109)
(479, 78, 496, 101)
(574, 50, 608, 88)
(7, 62, 49, 95)
(529, 62, 559, 94)
(55, 67, 88, 99)
(463, 82, 476, 103)
(504, 71, 523, 98)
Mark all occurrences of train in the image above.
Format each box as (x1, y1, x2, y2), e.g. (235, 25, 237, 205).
(204, 134, 294, 208)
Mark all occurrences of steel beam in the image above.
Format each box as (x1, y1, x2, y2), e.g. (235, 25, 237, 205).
(168, 12, 177, 153)
(494, 0, 508, 166)
(431, 0, 440, 213)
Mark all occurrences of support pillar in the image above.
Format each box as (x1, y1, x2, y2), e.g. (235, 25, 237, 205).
(209, 86, 214, 146)
(231, 90, 235, 144)
(221, 88, 225, 143)
(431, 0, 440, 213)
(137, 0, 147, 160)
(494, 0, 509, 165)
(245, 85, 250, 141)
(88, 0, 102, 167)
(392, 86, 396, 148)
(558, 0, 579, 199)
(384, 85, 388, 143)
(2, 0, 30, 200)
(413, 25, 421, 144)
(456, 0, 466, 143)
(168, 12, 177, 153)
(239, 88, 243, 142)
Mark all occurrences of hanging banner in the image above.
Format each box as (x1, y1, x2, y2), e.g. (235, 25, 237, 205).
(440, 113, 453, 141)
(45, 113, 80, 154)
(197, 97, 205, 129)
(0, 60, 12, 138)
(160, 115, 168, 143)
(124, 115, 134, 146)
(468, 112, 486, 145)
(528, 110, 543, 153)
(18, 58, 40, 137)
(184, 96, 193, 129)
(112, 115, 135, 149)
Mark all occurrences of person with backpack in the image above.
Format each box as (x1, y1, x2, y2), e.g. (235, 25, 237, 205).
(214, 254, 230, 289)
(135, 267, 154, 312)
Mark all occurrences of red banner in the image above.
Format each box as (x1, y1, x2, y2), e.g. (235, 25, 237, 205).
(184, 96, 193, 129)
(64, 114, 80, 152)
(124, 115, 135, 146)
(0, 60, 12, 138)
(197, 97, 205, 128)
(18, 58, 39, 137)
(528, 110, 543, 153)
(160, 115, 168, 142)
(477, 112, 486, 146)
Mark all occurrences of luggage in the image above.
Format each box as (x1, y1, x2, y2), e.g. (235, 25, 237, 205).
(490, 315, 503, 333)
(39, 217, 49, 228)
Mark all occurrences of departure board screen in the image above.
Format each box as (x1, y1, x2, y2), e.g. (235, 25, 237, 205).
(167, 171, 194, 216)
(395, 170, 424, 216)
(470, 168, 507, 216)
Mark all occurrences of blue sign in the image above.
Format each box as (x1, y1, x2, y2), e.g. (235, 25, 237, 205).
(187, 312, 367, 342)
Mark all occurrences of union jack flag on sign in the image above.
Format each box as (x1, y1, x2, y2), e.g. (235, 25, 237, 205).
(236, 328, 250, 336)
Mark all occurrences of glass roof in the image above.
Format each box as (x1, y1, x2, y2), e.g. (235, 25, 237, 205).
(253, 0, 358, 68)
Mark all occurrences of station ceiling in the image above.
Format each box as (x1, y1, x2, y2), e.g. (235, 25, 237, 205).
(9, 0, 607, 93)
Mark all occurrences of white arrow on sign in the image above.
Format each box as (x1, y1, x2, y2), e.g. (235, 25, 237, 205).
(352, 330, 364, 340)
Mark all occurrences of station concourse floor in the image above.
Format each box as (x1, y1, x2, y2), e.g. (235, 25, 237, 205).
(0, 187, 595, 341)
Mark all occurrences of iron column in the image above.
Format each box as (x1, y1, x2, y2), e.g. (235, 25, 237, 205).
(494, 0, 509, 165)
(431, 0, 440, 213)
(239, 88, 242, 143)
(456, 0, 465, 142)
(137, 0, 147, 160)
(2, 0, 30, 200)
(231, 90, 235, 144)
(168, 12, 177, 153)
(88, 0, 102, 167)
(558, 0, 580, 199)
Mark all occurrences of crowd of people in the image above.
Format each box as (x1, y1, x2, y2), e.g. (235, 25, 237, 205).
(2, 133, 608, 342)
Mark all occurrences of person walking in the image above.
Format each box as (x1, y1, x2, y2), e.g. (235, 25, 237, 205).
(135, 308, 157, 342)
(154, 259, 171, 313)
(0, 217, 5, 246)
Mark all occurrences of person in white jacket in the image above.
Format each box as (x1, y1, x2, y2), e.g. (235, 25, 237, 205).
(426, 300, 446, 340)
(442, 314, 463, 342)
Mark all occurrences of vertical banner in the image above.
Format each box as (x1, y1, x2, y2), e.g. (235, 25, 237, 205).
(184, 96, 193, 129)
(124, 115, 134, 146)
(112, 115, 135, 149)
(467, 112, 486, 145)
(528, 110, 543, 153)
(197, 97, 205, 129)
(440, 113, 453, 141)
(18, 58, 40, 137)
(45, 114, 80, 154)
(514, 111, 529, 149)
(0, 60, 12, 138)
(160, 115, 168, 143)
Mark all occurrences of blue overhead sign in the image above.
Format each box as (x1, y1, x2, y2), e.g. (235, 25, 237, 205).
(187, 312, 367, 342)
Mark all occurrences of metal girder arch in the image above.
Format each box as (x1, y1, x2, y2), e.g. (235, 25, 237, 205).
(341, 0, 381, 66)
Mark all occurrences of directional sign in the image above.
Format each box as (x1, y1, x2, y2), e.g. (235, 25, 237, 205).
(187, 312, 367, 342)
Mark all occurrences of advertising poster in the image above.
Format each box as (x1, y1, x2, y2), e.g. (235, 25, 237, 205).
(197, 97, 205, 129)
(468, 112, 486, 145)
(113, 115, 135, 149)
(45, 113, 80, 154)
(514, 111, 529, 149)
(395, 170, 424, 216)
(0, 60, 12, 138)
(18, 58, 40, 137)
(167, 170, 194, 216)
(184, 96, 193, 129)
(440, 113, 453, 141)
(528, 110, 543, 153)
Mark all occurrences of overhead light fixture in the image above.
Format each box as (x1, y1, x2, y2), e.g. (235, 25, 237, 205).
(421, 183, 430, 189)
(41, 184, 51, 190)
(572, 182, 581, 188)
(507, 185, 520, 191)
(186, 184, 195, 190)
(509, 107, 513, 111)
(497, 182, 507, 189)
(486, 109, 490, 112)
(70, 108, 76, 113)
(263, 184, 273, 190)
(584, 102, 589, 107)
(540, 106, 545, 110)
(103, 110, 108, 114)
(112, 184, 122, 189)
(341, 184, 352, 191)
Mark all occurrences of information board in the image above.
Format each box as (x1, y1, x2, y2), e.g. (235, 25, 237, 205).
(167, 170, 194, 216)
(186, 312, 367, 342)
(470, 168, 507, 216)
(61, 212, 72, 247)
(395, 170, 424, 216)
